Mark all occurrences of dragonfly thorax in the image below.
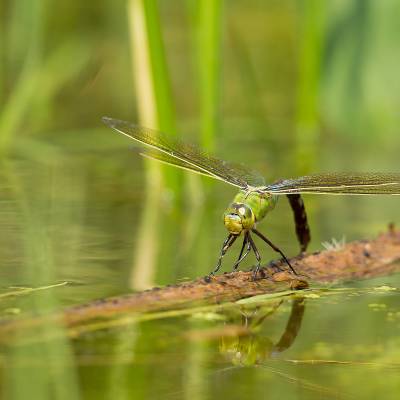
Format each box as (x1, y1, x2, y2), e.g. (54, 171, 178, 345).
(223, 203, 255, 235)
(223, 191, 278, 235)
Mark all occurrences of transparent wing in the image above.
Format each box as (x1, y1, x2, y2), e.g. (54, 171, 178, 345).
(264, 172, 400, 195)
(103, 117, 265, 188)
(140, 151, 224, 181)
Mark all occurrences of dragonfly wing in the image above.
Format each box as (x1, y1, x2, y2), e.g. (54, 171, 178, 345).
(140, 151, 226, 182)
(264, 172, 400, 195)
(103, 117, 265, 189)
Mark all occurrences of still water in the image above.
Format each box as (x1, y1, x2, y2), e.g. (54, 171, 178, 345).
(0, 134, 399, 399)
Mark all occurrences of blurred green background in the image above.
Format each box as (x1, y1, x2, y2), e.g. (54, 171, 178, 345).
(1, 0, 400, 399)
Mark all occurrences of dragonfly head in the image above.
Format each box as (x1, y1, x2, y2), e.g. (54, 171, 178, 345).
(224, 203, 255, 235)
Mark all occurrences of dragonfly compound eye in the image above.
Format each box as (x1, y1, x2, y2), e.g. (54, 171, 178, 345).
(223, 203, 255, 234)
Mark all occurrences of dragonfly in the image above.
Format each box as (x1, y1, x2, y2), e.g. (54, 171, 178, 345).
(102, 117, 400, 278)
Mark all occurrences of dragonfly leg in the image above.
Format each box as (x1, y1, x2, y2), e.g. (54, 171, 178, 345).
(237, 232, 248, 260)
(211, 234, 238, 275)
(252, 228, 298, 275)
(286, 194, 311, 253)
(247, 233, 262, 279)
(232, 231, 251, 270)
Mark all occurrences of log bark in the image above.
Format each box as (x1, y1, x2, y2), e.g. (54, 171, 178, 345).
(1, 227, 400, 341)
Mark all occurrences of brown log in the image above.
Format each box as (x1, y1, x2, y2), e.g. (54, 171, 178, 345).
(64, 227, 400, 323)
(1, 227, 400, 341)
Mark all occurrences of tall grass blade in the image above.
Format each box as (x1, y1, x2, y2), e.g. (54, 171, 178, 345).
(295, 0, 325, 173)
(195, 0, 223, 152)
(127, 0, 180, 290)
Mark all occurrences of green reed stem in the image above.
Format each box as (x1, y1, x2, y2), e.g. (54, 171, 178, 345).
(196, 0, 222, 152)
(295, 0, 325, 173)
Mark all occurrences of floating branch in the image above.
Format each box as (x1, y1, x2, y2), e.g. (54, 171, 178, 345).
(63, 227, 400, 323)
(1, 228, 400, 342)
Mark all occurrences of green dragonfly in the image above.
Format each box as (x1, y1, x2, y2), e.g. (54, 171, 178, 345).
(103, 117, 400, 278)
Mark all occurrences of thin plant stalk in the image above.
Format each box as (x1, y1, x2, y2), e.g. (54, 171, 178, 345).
(127, 0, 179, 290)
(295, 0, 325, 173)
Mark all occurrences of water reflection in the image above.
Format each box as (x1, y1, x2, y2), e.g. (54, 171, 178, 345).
(220, 298, 305, 366)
